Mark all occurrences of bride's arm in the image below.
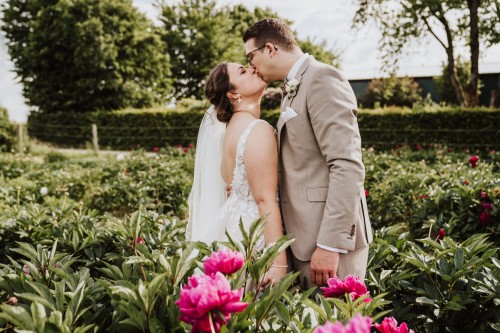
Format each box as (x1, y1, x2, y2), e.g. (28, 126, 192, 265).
(245, 122, 288, 280)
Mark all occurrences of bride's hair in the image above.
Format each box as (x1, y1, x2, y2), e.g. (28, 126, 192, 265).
(204, 62, 235, 123)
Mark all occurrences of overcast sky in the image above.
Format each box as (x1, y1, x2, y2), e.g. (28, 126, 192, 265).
(1, 0, 499, 122)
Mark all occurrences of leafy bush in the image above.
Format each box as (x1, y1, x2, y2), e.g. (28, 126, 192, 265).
(261, 87, 283, 110)
(0, 148, 194, 218)
(28, 106, 500, 149)
(0, 106, 15, 152)
(364, 146, 499, 246)
(1, 207, 497, 332)
(358, 76, 422, 108)
(0, 146, 499, 332)
(367, 226, 500, 333)
(27, 108, 205, 149)
(357, 108, 500, 149)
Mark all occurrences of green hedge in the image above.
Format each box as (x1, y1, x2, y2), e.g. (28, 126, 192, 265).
(27, 106, 500, 150)
(27, 101, 208, 150)
(357, 107, 500, 148)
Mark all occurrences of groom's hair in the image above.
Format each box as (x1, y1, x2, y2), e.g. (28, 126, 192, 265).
(243, 18, 299, 52)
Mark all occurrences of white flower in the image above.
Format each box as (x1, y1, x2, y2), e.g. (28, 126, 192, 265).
(116, 153, 125, 161)
(40, 187, 48, 196)
(5, 219, 15, 228)
(285, 79, 300, 98)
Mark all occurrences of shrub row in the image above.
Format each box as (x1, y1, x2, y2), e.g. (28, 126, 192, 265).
(27, 105, 500, 150)
(0, 148, 194, 218)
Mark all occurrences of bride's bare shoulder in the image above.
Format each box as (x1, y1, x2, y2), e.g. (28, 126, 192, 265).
(246, 121, 278, 148)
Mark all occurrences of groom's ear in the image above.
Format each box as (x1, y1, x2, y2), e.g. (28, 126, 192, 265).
(266, 43, 277, 56)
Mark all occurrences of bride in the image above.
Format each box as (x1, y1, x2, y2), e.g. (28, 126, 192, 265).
(187, 62, 287, 286)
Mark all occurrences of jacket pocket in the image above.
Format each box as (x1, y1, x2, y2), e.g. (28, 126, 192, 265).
(306, 187, 328, 202)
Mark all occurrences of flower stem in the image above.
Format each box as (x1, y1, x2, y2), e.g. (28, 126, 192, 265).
(133, 239, 147, 282)
(209, 311, 216, 333)
(428, 219, 435, 238)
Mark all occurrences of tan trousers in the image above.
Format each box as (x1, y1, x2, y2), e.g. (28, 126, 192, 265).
(291, 246, 369, 290)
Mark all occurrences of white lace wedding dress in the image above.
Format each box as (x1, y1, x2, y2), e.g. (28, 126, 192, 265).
(214, 119, 266, 248)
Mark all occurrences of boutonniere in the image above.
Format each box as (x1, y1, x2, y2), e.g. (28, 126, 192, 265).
(284, 79, 300, 98)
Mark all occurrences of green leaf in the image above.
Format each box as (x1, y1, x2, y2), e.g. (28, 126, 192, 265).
(301, 298, 328, 321)
(173, 242, 198, 286)
(491, 257, 500, 269)
(444, 302, 464, 311)
(454, 248, 464, 270)
(31, 302, 47, 331)
(0, 304, 36, 330)
(274, 301, 291, 325)
(15, 292, 55, 311)
(415, 297, 435, 306)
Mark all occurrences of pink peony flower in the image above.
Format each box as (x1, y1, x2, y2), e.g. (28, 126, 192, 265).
(152, 147, 159, 153)
(176, 272, 247, 332)
(436, 229, 446, 241)
(314, 314, 372, 333)
(7, 297, 18, 305)
(469, 155, 479, 168)
(314, 321, 346, 333)
(321, 275, 371, 302)
(480, 191, 488, 198)
(415, 144, 423, 151)
(188, 143, 194, 149)
(482, 203, 493, 211)
(136, 236, 145, 245)
(204, 249, 245, 276)
(479, 211, 492, 225)
(374, 316, 414, 333)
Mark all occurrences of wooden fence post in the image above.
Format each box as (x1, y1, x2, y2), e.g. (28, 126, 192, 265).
(92, 124, 99, 154)
(17, 124, 24, 154)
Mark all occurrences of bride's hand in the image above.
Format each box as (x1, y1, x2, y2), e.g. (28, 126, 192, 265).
(259, 265, 288, 292)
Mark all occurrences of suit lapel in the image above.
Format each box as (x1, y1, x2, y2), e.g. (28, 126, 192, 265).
(277, 56, 314, 151)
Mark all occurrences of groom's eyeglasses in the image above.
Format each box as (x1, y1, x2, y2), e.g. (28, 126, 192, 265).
(246, 45, 278, 66)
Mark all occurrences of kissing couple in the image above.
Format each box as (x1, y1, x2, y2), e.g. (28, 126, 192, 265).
(188, 18, 373, 291)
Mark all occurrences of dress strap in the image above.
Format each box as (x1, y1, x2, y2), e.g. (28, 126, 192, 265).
(235, 119, 265, 164)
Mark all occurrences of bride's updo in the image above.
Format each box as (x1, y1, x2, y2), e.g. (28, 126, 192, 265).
(204, 62, 235, 123)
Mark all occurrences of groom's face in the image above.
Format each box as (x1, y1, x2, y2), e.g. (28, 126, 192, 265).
(244, 39, 273, 83)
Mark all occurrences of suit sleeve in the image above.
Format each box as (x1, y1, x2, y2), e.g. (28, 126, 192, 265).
(307, 65, 365, 251)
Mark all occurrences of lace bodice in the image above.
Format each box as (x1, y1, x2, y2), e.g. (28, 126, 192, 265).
(215, 119, 265, 247)
(229, 119, 265, 200)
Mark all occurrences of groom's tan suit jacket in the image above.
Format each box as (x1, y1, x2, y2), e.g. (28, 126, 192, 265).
(277, 56, 373, 262)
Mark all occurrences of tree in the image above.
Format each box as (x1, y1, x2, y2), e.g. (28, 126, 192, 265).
(297, 37, 340, 68)
(435, 57, 472, 105)
(0, 106, 15, 151)
(1, 0, 171, 114)
(160, 0, 225, 100)
(353, 0, 500, 107)
(160, 1, 340, 100)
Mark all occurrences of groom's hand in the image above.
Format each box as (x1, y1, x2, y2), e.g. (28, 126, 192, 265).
(310, 247, 339, 286)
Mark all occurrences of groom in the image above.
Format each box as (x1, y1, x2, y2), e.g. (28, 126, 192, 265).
(243, 19, 373, 289)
